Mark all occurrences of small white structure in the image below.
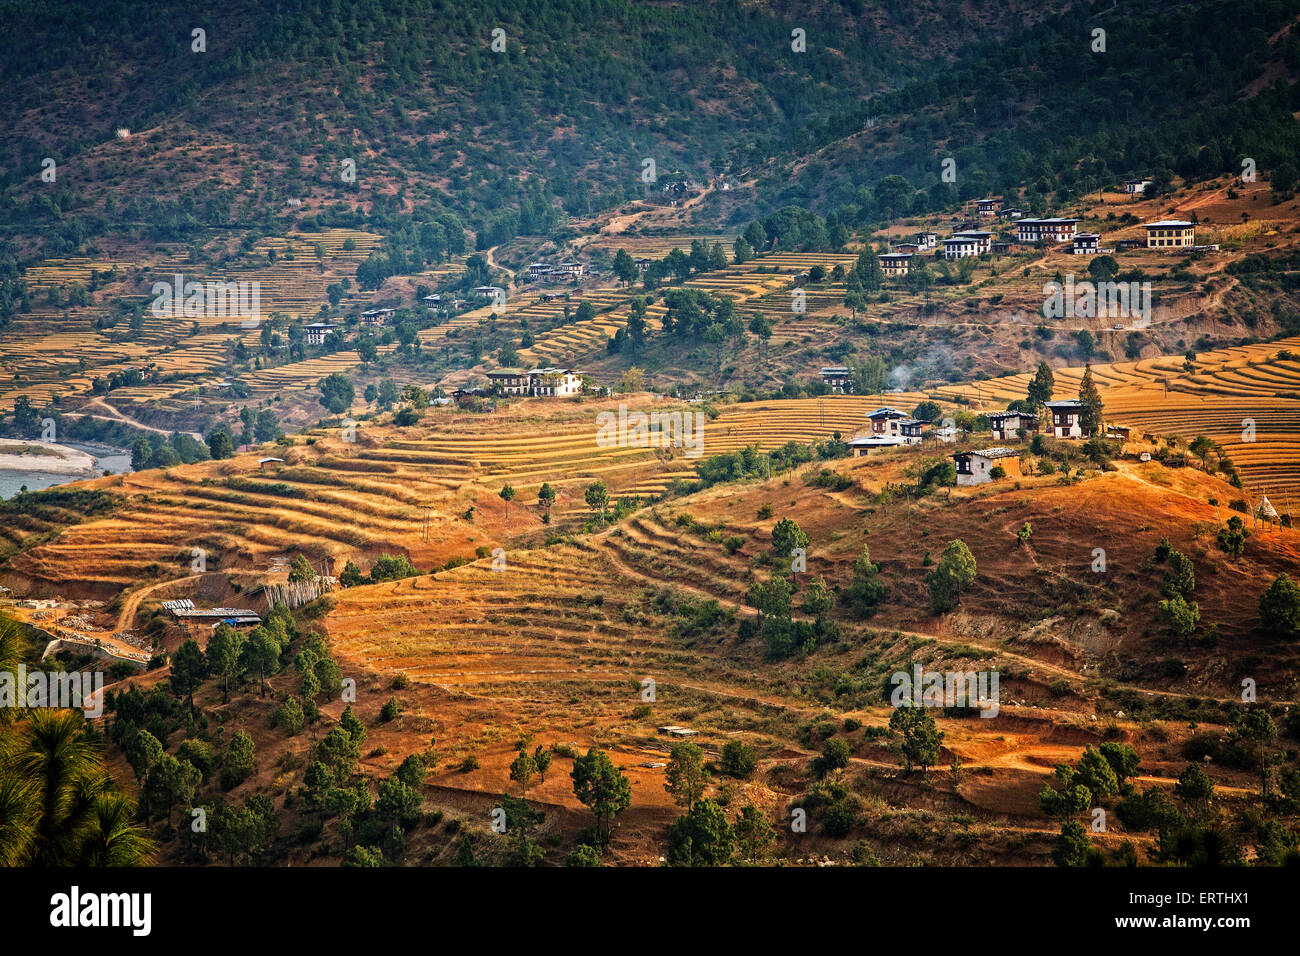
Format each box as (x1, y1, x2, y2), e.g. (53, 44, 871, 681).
(1123, 179, 1152, 195)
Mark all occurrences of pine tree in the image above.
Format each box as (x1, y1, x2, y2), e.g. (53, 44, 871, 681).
(1078, 364, 1104, 436)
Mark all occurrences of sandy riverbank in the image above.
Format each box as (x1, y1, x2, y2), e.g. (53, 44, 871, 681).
(0, 440, 101, 478)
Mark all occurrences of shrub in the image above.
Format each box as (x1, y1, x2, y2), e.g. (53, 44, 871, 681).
(720, 741, 759, 779)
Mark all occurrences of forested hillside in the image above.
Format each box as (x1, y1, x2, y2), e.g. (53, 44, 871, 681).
(6, 0, 1298, 270)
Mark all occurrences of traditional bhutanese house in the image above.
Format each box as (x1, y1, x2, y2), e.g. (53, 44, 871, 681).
(1105, 424, 1132, 441)
(976, 198, 1000, 216)
(361, 307, 396, 326)
(848, 435, 905, 456)
(943, 235, 982, 259)
(528, 367, 583, 396)
(422, 293, 441, 304)
(916, 232, 938, 250)
(540, 291, 565, 302)
(1116, 238, 1144, 251)
(892, 242, 920, 254)
(820, 366, 852, 393)
(953, 447, 1023, 486)
(1123, 179, 1152, 195)
(527, 263, 553, 280)
(554, 262, 584, 279)
(303, 322, 337, 346)
(866, 406, 909, 435)
(991, 241, 1014, 255)
(879, 252, 912, 277)
(1045, 399, 1087, 438)
(1001, 206, 1025, 219)
(896, 418, 927, 445)
(1143, 220, 1195, 249)
(987, 410, 1039, 442)
(258, 457, 285, 470)
(953, 229, 993, 254)
(635, 258, 651, 273)
(486, 368, 530, 396)
(1016, 218, 1080, 243)
(1071, 233, 1101, 255)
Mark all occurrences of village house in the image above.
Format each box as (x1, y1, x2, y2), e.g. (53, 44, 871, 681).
(916, 232, 938, 251)
(303, 322, 338, 346)
(1116, 238, 1144, 251)
(991, 241, 1014, 255)
(486, 368, 531, 396)
(1017, 218, 1080, 243)
(879, 252, 912, 277)
(867, 406, 909, 435)
(422, 293, 441, 304)
(953, 447, 1023, 486)
(1001, 206, 1025, 219)
(1071, 233, 1101, 255)
(954, 229, 993, 253)
(847, 434, 904, 455)
(1123, 179, 1152, 195)
(1105, 423, 1132, 441)
(1144, 220, 1195, 249)
(819, 366, 852, 393)
(1045, 399, 1087, 438)
(489, 367, 584, 397)
(943, 235, 983, 259)
(892, 241, 920, 254)
(987, 410, 1039, 442)
(554, 262, 584, 280)
(361, 307, 396, 326)
(258, 457, 285, 470)
(896, 418, 927, 445)
(529, 367, 583, 396)
(526, 263, 553, 280)
(976, 198, 1000, 216)
(635, 258, 651, 273)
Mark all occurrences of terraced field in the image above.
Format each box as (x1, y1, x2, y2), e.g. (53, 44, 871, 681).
(0, 230, 384, 411)
(0, 393, 917, 598)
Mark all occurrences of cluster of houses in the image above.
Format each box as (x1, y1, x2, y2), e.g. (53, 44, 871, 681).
(525, 262, 586, 283)
(877, 192, 1214, 276)
(484, 366, 585, 397)
(841, 401, 1133, 486)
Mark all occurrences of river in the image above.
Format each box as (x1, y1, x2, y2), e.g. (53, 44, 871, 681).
(0, 442, 132, 499)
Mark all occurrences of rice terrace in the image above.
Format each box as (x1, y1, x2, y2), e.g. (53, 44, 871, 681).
(1, 0, 1299, 935)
